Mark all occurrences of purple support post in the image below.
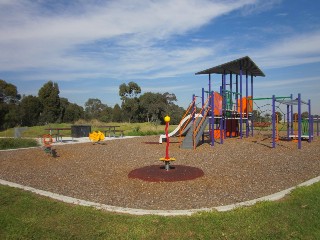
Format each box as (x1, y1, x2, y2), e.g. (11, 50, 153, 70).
(219, 86, 223, 144)
(209, 74, 211, 97)
(272, 95, 276, 148)
(240, 67, 243, 139)
(230, 72, 233, 138)
(308, 99, 311, 142)
(246, 71, 249, 137)
(290, 94, 293, 135)
(286, 104, 290, 139)
(298, 93, 302, 149)
(236, 75, 239, 112)
(202, 87, 205, 144)
(251, 75, 254, 137)
(223, 72, 227, 139)
(211, 91, 215, 146)
(230, 72, 233, 104)
(317, 117, 319, 137)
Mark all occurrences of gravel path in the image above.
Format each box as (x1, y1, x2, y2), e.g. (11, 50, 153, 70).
(0, 135, 319, 210)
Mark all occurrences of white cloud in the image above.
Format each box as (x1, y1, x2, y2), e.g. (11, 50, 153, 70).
(0, 0, 257, 77)
(253, 31, 320, 69)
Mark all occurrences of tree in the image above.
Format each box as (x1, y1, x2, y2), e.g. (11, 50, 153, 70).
(63, 102, 84, 123)
(119, 82, 141, 100)
(301, 111, 309, 119)
(275, 111, 282, 123)
(20, 95, 42, 126)
(38, 81, 60, 124)
(84, 98, 108, 120)
(0, 79, 21, 104)
(119, 82, 141, 122)
(0, 80, 21, 129)
(112, 104, 122, 122)
(139, 92, 167, 122)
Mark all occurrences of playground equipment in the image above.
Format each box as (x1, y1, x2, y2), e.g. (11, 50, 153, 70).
(174, 56, 264, 149)
(272, 94, 313, 149)
(158, 113, 202, 143)
(159, 115, 176, 170)
(89, 131, 105, 143)
(42, 134, 53, 156)
(160, 56, 315, 150)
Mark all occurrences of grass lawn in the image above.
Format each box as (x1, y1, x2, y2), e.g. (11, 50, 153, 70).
(0, 122, 177, 139)
(0, 182, 320, 239)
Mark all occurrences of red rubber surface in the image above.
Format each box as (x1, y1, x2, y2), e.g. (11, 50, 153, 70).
(128, 165, 204, 182)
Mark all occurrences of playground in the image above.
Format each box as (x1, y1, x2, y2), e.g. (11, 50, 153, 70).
(0, 134, 320, 211)
(0, 56, 319, 213)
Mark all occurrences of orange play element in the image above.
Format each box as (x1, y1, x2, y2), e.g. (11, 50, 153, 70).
(213, 92, 223, 115)
(237, 96, 253, 114)
(42, 134, 53, 147)
(209, 129, 225, 139)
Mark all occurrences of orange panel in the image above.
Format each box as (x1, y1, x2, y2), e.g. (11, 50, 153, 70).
(213, 92, 222, 115)
(237, 96, 253, 113)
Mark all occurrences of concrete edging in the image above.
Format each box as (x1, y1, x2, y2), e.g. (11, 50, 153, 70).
(1, 176, 320, 216)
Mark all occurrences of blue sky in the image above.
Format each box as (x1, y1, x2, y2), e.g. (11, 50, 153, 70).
(1, 0, 320, 114)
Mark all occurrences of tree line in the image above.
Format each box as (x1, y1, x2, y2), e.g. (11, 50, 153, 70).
(0, 79, 185, 130)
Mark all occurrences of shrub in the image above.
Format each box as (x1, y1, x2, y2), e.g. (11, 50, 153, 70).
(0, 138, 39, 150)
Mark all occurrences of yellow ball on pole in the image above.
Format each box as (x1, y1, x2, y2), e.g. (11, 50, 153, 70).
(164, 115, 170, 123)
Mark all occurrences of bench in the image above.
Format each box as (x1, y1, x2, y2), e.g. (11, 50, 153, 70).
(102, 130, 124, 137)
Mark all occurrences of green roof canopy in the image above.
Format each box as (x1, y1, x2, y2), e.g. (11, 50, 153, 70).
(195, 56, 265, 77)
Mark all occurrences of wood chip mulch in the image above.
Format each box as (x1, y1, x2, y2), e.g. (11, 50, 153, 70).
(0, 135, 319, 210)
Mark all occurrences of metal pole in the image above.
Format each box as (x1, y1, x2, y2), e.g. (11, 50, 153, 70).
(308, 99, 311, 142)
(230, 72, 233, 138)
(236, 75, 239, 112)
(223, 72, 227, 139)
(220, 85, 223, 144)
(298, 93, 301, 149)
(251, 75, 254, 137)
(202, 87, 205, 144)
(317, 116, 319, 137)
(246, 71, 249, 137)
(272, 95, 276, 148)
(290, 94, 293, 135)
(240, 67, 243, 139)
(286, 104, 290, 139)
(212, 91, 215, 146)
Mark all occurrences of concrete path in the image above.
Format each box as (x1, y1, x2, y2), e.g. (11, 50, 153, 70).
(1, 176, 319, 216)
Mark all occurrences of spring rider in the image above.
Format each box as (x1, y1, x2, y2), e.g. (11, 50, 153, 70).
(159, 115, 176, 170)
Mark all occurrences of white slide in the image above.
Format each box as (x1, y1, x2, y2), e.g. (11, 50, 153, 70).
(159, 114, 203, 143)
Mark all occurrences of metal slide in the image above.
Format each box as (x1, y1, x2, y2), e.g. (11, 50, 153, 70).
(180, 117, 209, 149)
(159, 113, 202, 143)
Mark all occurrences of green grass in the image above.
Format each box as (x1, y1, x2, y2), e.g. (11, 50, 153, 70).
(0, 138, 39, 150)
(0, 182, 320, 239)
(0, 121, 178, 138)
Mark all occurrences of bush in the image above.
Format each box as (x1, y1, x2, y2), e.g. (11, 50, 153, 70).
(0, 138, 39, 150)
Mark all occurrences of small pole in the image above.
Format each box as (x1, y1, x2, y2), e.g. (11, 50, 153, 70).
(159, 115, 175, 170)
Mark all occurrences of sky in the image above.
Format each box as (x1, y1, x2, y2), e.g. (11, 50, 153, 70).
(1, 0, 320, 115)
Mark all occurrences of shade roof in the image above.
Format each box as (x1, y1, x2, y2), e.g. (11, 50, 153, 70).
(195, 56, 265, 77)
